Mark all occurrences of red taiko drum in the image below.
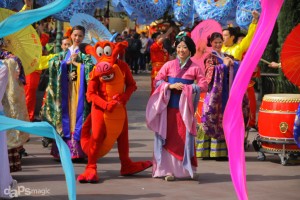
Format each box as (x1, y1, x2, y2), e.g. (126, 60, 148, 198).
(196, 93, 206, 123)
(258, 94, 300, 152)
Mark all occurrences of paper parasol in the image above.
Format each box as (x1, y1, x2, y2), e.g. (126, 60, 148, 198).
(0, 8, 42, 75)
(70, 13, 112, 44)
(280, 24, 300, 86)
(191, 19, 222, 69)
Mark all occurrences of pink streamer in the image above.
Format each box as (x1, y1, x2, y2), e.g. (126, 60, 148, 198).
(222, 0, 284, 199)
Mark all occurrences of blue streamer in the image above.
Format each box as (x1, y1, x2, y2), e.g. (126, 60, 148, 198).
(0, 0, 71, 38)
(0, 115, 76, 200)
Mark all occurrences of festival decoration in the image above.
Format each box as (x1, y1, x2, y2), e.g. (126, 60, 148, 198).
(194, 0, 236, 26)
(222, 0, 284, 199)
(0, 0, 24, 11)
(280, 24, 300, 86)
(112, 0, 171, 24)
(36, 0, 106, 22)
(172, 0, 194, 28)
(0, 8, 42, 75)
(236, 0, 261, 29)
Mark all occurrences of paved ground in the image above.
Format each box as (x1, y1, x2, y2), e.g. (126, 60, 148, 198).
(10, 73, 300, 200)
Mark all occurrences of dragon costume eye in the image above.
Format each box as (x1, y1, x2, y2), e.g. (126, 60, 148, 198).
(103, 46, 112, 56)
(96, 46, 104, 57)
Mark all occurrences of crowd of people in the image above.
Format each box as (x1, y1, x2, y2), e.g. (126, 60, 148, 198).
(0, 1, 286, 198)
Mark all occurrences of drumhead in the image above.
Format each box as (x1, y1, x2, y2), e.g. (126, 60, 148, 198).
(263, 93, 300, 102)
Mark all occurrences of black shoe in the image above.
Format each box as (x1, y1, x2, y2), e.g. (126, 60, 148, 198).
(202, 157, 216, 160)
(19, 148, 28, 158)
(42, 137, 53, 148)
(216, 157, 228, 161)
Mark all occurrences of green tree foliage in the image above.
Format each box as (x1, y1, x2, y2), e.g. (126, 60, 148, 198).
(260, 0, 300, 95)
(277, 0, 300, 54)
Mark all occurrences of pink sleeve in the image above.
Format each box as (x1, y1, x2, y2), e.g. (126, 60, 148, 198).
(195, 65, 208, 93)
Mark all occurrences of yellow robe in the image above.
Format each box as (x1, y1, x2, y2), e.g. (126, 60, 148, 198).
(221, 23, 257, 61)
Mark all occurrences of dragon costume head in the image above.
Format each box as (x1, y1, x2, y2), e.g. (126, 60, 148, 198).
(80, 41, 128, 82)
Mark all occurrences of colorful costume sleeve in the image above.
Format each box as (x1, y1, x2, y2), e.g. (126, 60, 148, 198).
(35, 54, 57, 71)
(40, 51, 93, 138)
(236, 22, 257, 60)
(19, 4, 31, 12)
(221, 22, 257, 61)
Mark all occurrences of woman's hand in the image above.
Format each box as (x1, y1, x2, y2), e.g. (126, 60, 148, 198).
(205, 58, 213, 68)
(268, 62, 281, 69)
(252, 10, 259, 24)
(223, 57, 233, 67)
(24, 0, 33, 8)
(70, 53, 80, 66)
(169, 82, 184, 90)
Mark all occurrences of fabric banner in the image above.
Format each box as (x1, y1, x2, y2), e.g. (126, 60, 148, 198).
(0, 116, 76, 200)
(0, 0, 71, 38)
(222, 0, 284, 199)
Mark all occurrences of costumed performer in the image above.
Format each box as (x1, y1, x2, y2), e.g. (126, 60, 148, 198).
(77, 38, 152, 183)
(150, 27, 173, 95)
(0, 57, 17, 199)
(146, 32, 208, 181)
(0, 38, 29, 172)
(196, 32, 249, 160)
(40, 25, 94, 160)
(221, 10, 259, 61)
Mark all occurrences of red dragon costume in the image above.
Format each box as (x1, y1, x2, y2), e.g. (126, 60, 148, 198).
(77, 40, 152, 183)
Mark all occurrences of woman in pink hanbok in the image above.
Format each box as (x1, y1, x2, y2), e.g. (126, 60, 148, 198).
(146, 32, 208, 181)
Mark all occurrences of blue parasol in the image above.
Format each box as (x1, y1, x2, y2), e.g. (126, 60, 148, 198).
(70, 13, 112, 44)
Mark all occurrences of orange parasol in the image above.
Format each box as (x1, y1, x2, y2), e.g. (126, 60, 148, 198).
(280, 24, 300, 86)
(0, 8, 42, 75)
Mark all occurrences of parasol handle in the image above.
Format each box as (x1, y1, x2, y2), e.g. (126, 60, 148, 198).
(241, 8, 253, 13)
(260, 58, 271, 65)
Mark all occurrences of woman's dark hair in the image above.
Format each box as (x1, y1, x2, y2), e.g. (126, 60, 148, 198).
(207, 32, 223, 47)
(175, 36, 196, 56)
(71, 25, 85, 35)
